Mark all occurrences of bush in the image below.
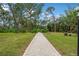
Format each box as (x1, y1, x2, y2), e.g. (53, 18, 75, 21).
(0, 28, 48, 33)
(31, 28, 48, 33)
(64, 32, 68, 36)
(14, 28, 26, 33)
(8, 28, 17, 33)
(31, 28, 38, 33)
(69, 33, 72, 36)
(31, 28, 42, 33)
(37, 29, 41, 32)
(0, 28, 18, 33)
(41, 29, 48, 33)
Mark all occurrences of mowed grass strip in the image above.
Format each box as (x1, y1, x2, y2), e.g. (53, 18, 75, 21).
(44, 32, 77, 56)
(0, 33, 35, 56)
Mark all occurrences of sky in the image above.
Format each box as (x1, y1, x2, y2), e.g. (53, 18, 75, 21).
(2, 3, 79, 20)
(3, 3, 78, 16)
(41, 3, 78, 18)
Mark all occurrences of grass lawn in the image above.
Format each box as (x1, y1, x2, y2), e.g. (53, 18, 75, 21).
(44, 32, 77, 56)
(0, 33, 35, 56)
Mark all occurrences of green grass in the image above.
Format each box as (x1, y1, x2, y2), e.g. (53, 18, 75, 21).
(0, 33, 35, 56)
(44, 32, 77, 56)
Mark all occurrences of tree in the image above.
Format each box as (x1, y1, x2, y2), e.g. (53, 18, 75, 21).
(0, 3, 44, 32)
(46, 7, 56, 32)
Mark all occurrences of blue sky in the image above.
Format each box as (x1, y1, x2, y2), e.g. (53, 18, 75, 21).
(2, 3, 79, 20)
(41, 3, 78, 17)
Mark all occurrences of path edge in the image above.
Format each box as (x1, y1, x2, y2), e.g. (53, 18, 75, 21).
(23, 33, 37, 56)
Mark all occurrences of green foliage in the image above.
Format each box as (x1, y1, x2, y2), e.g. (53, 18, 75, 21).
(0, 28, 16, 33)
(0, 4, 77, 33)
(31, 28, 48, 33)
(0, 3, 44, 33)
(31, 28, 38, 33)
(46, 8, 77, 33)
(41, 29, 48, 33)
(31, 28, 41, 33)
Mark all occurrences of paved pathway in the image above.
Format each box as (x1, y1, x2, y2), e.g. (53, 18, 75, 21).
(23, 32, 61, 56)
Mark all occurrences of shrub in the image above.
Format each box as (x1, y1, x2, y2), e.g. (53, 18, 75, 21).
(31, 28, 38, 33)
(69, 33, 72, 36)
(41, 29, 48, 33)
(0, 28, 17, 33)
(37, 29, 41, 32)
(64, 32, 68, 36)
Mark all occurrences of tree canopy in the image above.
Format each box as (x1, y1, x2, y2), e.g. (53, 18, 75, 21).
(0, 3, 77, 33)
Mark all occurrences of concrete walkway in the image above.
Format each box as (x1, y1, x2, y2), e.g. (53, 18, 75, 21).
(23, 32, 61, 56)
